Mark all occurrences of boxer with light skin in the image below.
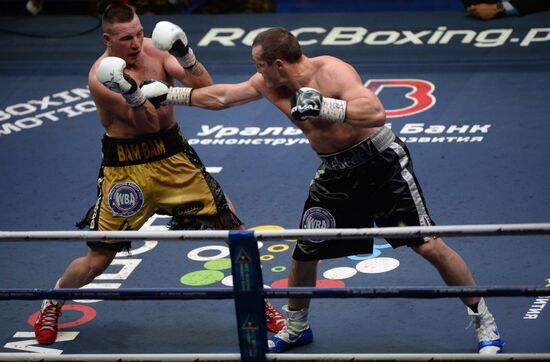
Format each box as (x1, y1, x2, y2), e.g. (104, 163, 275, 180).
(141, 27, 505, 354)
(33, 4, 285, 345)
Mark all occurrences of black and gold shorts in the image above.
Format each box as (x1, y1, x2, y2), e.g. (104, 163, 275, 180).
(87, 124, 241, 251)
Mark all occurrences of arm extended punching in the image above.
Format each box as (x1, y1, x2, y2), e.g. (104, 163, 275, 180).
(140, 76, 262, 109)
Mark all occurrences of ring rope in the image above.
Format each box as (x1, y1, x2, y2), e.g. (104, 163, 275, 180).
(1, 286, 549, 301)
(0, 353, 550, 361)
(1, 222, 550, 241)
(3, 225, 549, 361)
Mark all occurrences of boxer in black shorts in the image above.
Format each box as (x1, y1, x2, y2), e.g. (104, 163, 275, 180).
(294, 126, 430, 261)
(140, 27, 504, 354)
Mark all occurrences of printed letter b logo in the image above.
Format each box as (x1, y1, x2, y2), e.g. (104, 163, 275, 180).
(366, 79, 436, 118)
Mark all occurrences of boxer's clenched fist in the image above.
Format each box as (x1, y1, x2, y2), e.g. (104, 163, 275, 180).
(152, 21, 196, 69)
(96, 56, 146, 107)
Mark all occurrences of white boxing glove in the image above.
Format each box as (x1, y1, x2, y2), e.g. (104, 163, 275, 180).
(140, 80, 193, 108)
(96, 56, 146, 107)
(152, 21, 196, 69)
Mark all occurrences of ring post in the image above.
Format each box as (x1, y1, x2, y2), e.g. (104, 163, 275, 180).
(228, 230, 267, 362)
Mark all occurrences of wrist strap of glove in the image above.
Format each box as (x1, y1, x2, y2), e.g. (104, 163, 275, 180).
(167, 87, 193, 106)
(320, 97, 347, 123)
(175, 48, 197, 69)
(123, 89, 147, 108)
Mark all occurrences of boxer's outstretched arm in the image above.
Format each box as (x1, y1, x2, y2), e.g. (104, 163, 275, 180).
(140, 74, 262, 109)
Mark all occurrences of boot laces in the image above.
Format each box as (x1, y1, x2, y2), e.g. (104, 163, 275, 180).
(468, 313, 499, 341)
(265, 303, 280, 318)
(37, 304, 61, 331)
(274, 324, 296, 342)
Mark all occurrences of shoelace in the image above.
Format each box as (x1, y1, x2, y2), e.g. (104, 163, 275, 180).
(265, 304, 283, 320)
(466, 315, 480, 330)
(477, 325, 499, 341)
(274, 325, 292, 340)
(468, 315, 498, 341)
(37, 305, 61, 331)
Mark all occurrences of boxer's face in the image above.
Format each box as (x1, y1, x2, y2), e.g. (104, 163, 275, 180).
(252, 45, 283, 88)
(104, 14, 144, 66)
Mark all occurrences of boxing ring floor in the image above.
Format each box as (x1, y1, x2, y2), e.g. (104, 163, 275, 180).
(1, 10, 550, 357)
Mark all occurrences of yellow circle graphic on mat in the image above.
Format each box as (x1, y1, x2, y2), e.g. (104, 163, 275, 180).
(267, 244, 289, 253)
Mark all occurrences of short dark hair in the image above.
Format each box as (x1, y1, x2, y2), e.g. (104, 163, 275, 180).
(252, 27, 302, 64)
(101, 3, 136, 33)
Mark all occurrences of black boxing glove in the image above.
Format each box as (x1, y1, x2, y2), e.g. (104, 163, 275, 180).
(291, 87, 346, 123)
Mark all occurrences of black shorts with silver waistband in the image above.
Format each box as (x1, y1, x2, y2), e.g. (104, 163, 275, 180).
(293, 126, 435, 261)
